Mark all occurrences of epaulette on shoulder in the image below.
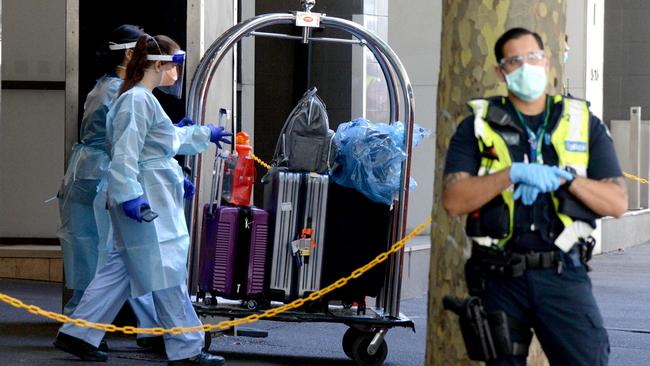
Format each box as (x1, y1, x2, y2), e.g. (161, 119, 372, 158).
(556, 94, 591, 107)
(467, 95, 506, 112)
(467, 96, 513, 127)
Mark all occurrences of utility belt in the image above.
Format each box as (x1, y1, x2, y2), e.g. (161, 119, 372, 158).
(470, 244, 563, 277)
(443, 296, 531, 361)
(465, 239, 595, 296)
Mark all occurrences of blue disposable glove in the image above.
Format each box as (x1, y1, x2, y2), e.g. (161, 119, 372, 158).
(509, 163, 574, 193)
(122, 196, 150, 223)
(207, 123, 233, 149)
(513, 184, 541, 205)
(174, 117, 194, 128)
(183, 176, 195, 199)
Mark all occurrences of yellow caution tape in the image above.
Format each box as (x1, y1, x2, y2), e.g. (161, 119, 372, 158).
(624, 172, 650, 185)
(249, 152, 271, 170)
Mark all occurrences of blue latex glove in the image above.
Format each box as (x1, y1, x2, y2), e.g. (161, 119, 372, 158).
(174, 117, 194, 128)
(513, 183, 541, 205)
(122, 196, 150, 223)
(509, 163, 574, 193)
(207, 123, 233, 149)
(183, 176, 195, 199)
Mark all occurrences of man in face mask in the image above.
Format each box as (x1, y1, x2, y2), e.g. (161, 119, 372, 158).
(440, 27, 627, 365)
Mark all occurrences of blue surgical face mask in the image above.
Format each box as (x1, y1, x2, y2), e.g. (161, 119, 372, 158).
(504, 63, 547, 101)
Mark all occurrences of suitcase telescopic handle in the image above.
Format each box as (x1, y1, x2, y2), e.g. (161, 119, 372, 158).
(208, 108, 232, 214)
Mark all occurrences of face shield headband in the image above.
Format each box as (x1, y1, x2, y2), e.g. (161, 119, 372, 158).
(147, 50, 186, 99)
(108, 41, 137, 50)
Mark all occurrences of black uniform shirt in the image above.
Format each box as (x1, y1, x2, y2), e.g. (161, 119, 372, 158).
(444, 97, 622, 251)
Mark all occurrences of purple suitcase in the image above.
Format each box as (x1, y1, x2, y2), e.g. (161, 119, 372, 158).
(197, 109, 270, 308)
(198, 204, 269, 300)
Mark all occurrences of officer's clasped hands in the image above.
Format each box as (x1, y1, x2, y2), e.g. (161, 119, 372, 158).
(510, 163, 575, 205)
(509, 162, 574, 191)
(122, 195, 150, 222)
(513, 184, 541, 205)
(207, 123, 233, 149)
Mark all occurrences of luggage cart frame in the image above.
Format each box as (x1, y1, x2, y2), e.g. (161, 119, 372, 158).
(185, 1, 417, 365)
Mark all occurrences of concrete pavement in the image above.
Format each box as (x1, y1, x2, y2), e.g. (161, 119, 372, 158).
(0, 279, 426, 365)
(591, 242, 650, 365)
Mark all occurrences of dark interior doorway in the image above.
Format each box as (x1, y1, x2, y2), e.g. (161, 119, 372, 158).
(64, 0, 188, 319)
(78, 0, 188, 131)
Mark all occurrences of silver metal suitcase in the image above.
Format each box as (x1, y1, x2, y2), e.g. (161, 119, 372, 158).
(263, 169, 328, 301)
(296, 172, 328, 298)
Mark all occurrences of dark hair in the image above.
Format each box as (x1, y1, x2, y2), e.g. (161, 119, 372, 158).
(96, 24, 145, 74)
(494, 27, 544, 64)
(119, 35, 181, 96)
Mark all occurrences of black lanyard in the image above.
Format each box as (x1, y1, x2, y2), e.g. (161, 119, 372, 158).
(513, 96, 551, 164)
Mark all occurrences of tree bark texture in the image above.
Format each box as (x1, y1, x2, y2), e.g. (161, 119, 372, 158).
(426, 1, 566, 365)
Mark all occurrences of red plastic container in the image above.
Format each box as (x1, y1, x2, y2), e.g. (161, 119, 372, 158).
(228, 132, 255, 206)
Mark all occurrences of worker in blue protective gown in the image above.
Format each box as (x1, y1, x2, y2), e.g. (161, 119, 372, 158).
(56, 24, 164, 352)
(54, 34, 231, 365)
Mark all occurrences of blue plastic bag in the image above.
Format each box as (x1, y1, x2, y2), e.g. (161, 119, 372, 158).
(330, 118, 430, 205)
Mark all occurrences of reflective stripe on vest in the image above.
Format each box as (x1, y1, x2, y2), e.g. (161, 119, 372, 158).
(467, 96, 591, 250)
(468, 99, 515, 247)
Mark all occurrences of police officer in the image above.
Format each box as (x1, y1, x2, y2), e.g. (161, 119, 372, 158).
(442, 27, 627, 365)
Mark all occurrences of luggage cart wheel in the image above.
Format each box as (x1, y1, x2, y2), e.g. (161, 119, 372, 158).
(204, 296, 216, 306)
(245, 299, 259, 310)
(342, 327, 363, 359)
(350, 332, 388, 366)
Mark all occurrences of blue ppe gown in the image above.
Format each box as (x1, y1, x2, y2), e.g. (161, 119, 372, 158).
(60, 84, 212, 361)
(57, 75, 116, 292)
(105, 84, 210, 297)
(56, 75, 159, 333)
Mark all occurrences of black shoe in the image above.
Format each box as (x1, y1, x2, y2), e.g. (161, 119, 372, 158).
(137, 336, 166, 354)
(98, 339, 109, 352)
(53, 332, 108, 362)
(168, 351, 225, 365)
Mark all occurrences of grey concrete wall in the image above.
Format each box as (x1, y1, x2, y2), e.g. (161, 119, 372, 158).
(601, 210, 650, 252)
(565, 0, 587, 98)
(388, 0, 440, 233)
(603, 0, 650, 125)
(0, 0, 66, 237)
(400, 237, 431, 299)
(189, 0, 235, 235)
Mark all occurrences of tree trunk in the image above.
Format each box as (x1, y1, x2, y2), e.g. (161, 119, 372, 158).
(425, 1, 566, 365)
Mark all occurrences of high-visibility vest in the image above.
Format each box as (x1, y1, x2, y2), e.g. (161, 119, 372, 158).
(467, 95, 591, 250)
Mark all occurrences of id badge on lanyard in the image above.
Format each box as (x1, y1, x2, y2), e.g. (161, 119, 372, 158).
(515, 96, 551, 164)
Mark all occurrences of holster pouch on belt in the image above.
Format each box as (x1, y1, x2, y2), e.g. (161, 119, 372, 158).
(555, 185, 601, 225)
(443, 296, 497, 361)
(577, 236, 596, 271)
(443, 296, 529, 361)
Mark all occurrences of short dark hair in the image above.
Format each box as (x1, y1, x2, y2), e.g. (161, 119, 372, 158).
(95, 24, 145, 75)
(106, 24, 145, 71)
(494, 27, 544, 63)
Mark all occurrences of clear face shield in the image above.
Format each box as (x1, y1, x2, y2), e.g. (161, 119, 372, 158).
(147, 50, 186, 99)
